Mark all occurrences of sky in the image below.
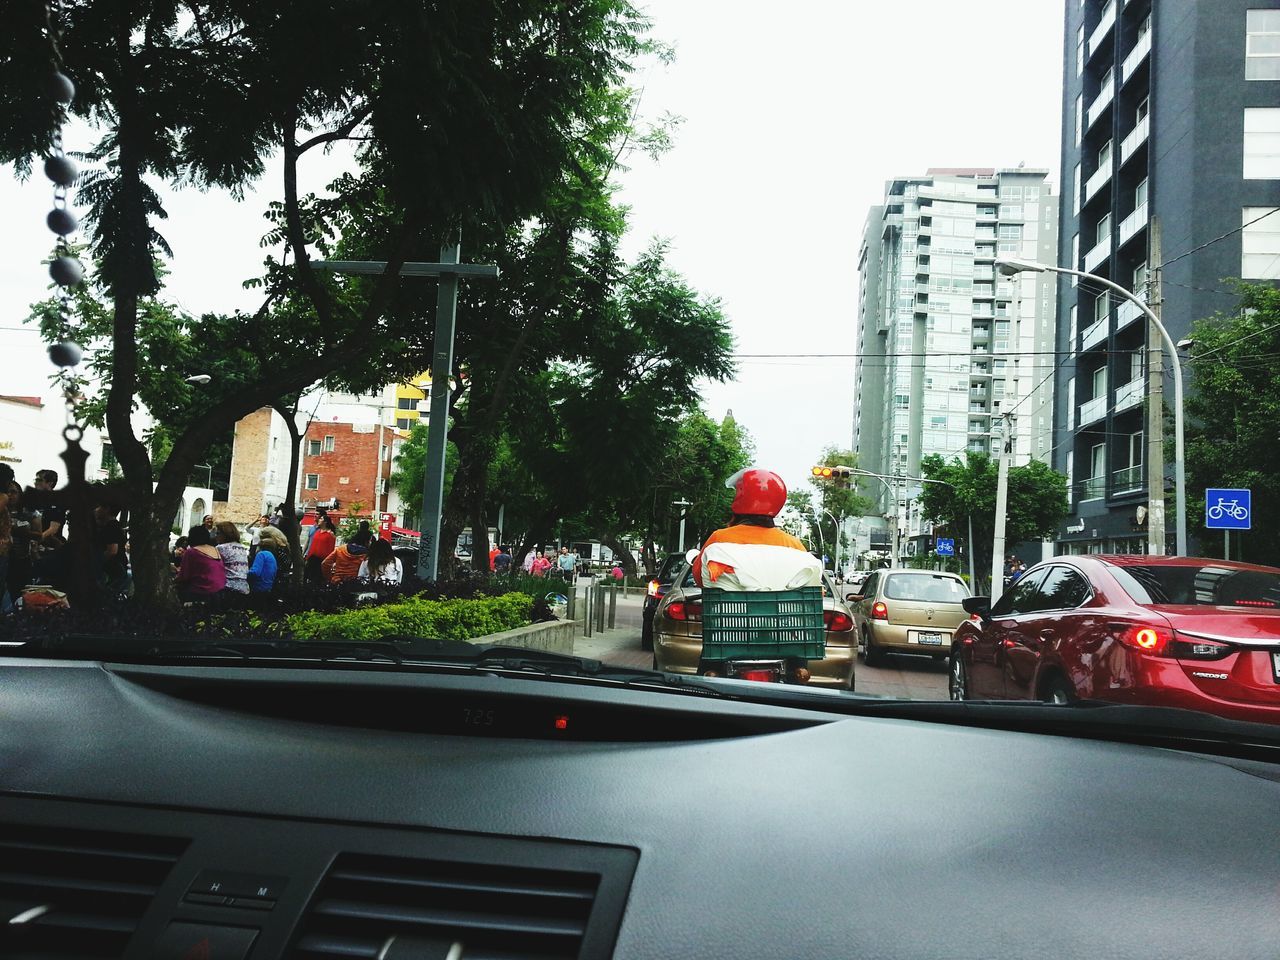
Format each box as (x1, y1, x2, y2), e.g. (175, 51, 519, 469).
(0, 0, 1064, 498)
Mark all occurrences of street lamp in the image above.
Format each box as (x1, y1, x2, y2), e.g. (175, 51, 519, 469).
(185, 374, 212, 385)
(851, 468, 898, 567)
(996, 257, 1187, 557)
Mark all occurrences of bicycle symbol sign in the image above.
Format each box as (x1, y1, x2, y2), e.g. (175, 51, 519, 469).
(1205, 488, 1251, 530)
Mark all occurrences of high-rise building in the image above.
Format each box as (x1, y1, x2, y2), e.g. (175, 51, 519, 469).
(1053, 0, 1280, 555)
(854, 168, 1060, 547)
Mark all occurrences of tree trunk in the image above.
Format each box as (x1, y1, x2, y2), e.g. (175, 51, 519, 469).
(600, 534, 636, 577)
(271, 402, 306, 584)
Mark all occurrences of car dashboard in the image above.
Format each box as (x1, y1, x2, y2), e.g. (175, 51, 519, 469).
(2, 656, 1280, 959)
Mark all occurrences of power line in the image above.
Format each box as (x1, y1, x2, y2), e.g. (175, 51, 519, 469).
(1158, 205, 1280, 269)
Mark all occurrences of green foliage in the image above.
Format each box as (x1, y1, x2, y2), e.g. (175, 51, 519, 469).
(919, 452, 1068, 590)
(389, 424, 458, 528)
(287, 592, 533, 643)
(1185, 283, 1280, 564)
(336, 502, 369, 542)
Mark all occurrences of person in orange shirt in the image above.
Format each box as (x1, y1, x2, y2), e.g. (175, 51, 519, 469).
(692, 468, 808, 587)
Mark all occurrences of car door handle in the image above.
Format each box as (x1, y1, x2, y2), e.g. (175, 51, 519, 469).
(1039, 630, 1055, 640)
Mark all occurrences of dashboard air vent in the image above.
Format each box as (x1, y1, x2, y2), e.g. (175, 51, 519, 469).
(293, 852, 602, 960)
(0, 824, 187, 958)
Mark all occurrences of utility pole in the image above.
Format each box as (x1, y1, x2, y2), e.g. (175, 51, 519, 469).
(991, 413, 1013, 604)
(1146, 216, 1167, 556)
(673, 498, 692, 552)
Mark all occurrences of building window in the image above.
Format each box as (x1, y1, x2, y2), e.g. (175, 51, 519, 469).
(101, 442, 117, 471)
(1071, 234, 1080, 278)
(1136, 96, 1149, 123)
(1247, 9, 1280, 80)
(1244, 108, 1280, 178)
(1076, 24, 1085, 76)
(396, 417, 414, 430)
(1097, 139, 1113, 171)
(1094, 291, 1110, 325)
(322, 435, 336, 452)
(1242, 207, 1280, 278)
(1069, 304, 1078, 340)
(1096, 213, 1111, 246)
(1073, 163, 1082, 215)
(1133, 262, 1148, 298)
(1075, 94, 1083, 147)
(1134, 177, 1148, 209)
(305, 473, 319, 490)
(1129, 349, 1144, 383)
(397, 397, 418, 410)
(307, 439, 321, 456)
(1092, 364, 1107, 400)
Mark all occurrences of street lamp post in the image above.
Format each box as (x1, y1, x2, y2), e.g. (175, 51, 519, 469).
(672, 498, 692, 552)
(852, 469, 897, 567)
(997, 258, 1187, 557)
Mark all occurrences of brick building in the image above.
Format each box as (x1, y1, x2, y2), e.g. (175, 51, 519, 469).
(299, 419, 393, 520)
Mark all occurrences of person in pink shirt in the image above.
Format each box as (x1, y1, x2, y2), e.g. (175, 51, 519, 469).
(175, 525, 226, 601)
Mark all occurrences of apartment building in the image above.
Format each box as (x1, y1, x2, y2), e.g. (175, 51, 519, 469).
(1053, 0, 1280, 553)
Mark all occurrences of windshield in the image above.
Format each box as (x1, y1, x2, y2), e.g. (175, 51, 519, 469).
(1109, 563, 1280, 609)
(884, 574, 969, 604)
(2, 1, 1277, 738)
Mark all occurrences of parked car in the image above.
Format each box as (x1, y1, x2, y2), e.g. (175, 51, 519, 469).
(652, 566, 856, 690)
(847, 568, 971, 666)
(950, 555, 1280, 724)
(641, 553, 687, 651)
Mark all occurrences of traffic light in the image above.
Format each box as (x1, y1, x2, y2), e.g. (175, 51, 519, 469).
(810, 465, 855, 485)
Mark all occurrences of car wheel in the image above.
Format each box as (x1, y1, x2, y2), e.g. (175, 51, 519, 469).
(1042, 674, 1074, 705)
(863, 629, 885, 668)
(949, 655, 968, 701)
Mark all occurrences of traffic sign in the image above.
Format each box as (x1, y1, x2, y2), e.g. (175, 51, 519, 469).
(936, 537, 955, 557)
(1205, 488, 1251, 530)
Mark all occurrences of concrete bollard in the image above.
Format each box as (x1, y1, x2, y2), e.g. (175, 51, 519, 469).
(583, 584, 593, 638)
(607, 580, 617, 629)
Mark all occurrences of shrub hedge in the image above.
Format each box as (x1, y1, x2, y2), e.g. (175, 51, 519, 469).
(286, 591, 533, 643)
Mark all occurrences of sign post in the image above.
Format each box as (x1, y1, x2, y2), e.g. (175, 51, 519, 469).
(1204, 487, 1251, 560)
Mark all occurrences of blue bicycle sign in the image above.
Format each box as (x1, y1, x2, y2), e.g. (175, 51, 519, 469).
(1205, 488, 1251, 530)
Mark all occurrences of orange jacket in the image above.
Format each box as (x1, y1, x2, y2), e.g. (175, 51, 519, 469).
(322, 545, 367, 583)
(692, 523, 808, 586)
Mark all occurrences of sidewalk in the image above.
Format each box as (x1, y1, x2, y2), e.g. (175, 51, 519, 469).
(563, 583, 651, 669)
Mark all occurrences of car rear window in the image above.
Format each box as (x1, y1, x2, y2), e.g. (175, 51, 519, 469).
(883, 574, 968, 603)
(657, 554, 685, 583)
(1108, 563, 1280, 609)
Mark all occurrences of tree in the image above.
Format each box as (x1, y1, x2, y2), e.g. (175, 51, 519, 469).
(1184, 283, 1280, 565)
(918, 452, 1068, 593)
(806, 448, 873, 560)
(3, 0, 652, 605)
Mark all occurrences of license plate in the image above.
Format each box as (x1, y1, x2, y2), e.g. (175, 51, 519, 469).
(1272, 651, 1280, 683)
(916, 632, 944, 646)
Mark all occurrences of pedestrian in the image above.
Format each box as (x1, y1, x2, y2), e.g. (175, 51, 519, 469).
(304, 514, 336, 584)
(557, 546, 575, 582)
(170, 536, 189, 574)
(202, 514, 215, 536)
(246, 540, 278, 593)
(215, 521, 250, 594)
(611, 563, 624, 582)
(532, 550, 552, 577)
(322, 527, 372, 584)
(358, 538, 402, 584)
(93, 503, 129, 595)
(489, 543, 500, 572)
(6, 479, 39, 601)
(522, 548, 536, 574)
(175, 524, 226, 601)
(494, 545, 512, 575)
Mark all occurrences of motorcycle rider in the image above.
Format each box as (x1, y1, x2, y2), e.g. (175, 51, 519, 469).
(693, 468, 812, 589)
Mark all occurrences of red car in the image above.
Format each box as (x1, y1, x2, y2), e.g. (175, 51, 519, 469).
(951, 555, 1280, 724)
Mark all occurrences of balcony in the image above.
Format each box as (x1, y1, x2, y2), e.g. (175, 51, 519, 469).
(1087, 73, 1115, 130)
(1083, 236, 1113, 272)
(1122, 28, 1152, 84)
(1113, 464, 1144, 493)
(1081, 476, 1106, 501)
(974, 245, 996, 261)
(1117, 298, 1143, 331)
(970, 402, 989, 414)
(1115, 376, 1143, 412)
(1119, 201, 1149, 248)
(1088, 1, 1117, 59)
(1081, 317, 1109, 351)
(1080, 394, 1108, 426)
(1084, 159, 1113, 203)
(972, 326, 991, 341)
(1120, 115, 1149, 166)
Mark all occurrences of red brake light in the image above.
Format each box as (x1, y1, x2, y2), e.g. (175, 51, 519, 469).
(736, 668, 778, 683)
(1114, 623, 1172, 654)
(872, 601, 888, 621)
(824, 610, 854, 632)
(664, 600, 701, 622)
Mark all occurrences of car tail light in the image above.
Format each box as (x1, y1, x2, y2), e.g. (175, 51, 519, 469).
(1169, 637, 1235, 661)
(871, 601, 888, 621)
(664, 600, 702, 622)
(824, 610, 854, 632)
(647, 579, 660, 597)
(1112, 623, 1172, 654)
(736, 667, 779, 683)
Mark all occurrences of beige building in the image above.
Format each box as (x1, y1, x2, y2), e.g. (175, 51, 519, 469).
(226, 407, 301, 524)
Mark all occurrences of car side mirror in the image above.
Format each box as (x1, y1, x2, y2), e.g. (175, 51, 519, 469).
(845, 593, 863, 603)
(963, 596, 992, 621)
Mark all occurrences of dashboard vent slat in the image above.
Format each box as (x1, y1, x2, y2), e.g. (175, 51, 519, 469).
(292, 853, 602, 960)
(0, 824, 187, 959)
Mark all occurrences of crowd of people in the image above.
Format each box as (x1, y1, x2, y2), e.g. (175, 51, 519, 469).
(503, 545, 625, 583)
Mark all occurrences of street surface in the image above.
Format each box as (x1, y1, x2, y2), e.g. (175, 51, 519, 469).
(565, 580, 947, 697)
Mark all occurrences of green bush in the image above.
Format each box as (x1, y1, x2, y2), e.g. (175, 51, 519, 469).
(287, 592, 533, 643)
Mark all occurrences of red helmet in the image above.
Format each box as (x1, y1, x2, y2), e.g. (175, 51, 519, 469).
(726, 468, 787, 517)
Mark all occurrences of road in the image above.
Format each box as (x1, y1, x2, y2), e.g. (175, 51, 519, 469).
(566, 582, 948, 698)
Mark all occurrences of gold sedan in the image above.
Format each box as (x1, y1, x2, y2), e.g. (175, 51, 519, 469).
(845, 568, 971, 667)
(652, 567, 856, 690)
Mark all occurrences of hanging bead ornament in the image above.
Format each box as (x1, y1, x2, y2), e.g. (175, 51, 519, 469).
(41, 0, 85, 381)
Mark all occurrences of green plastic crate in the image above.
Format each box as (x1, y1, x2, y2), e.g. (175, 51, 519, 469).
(700, 586, 826, 662)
